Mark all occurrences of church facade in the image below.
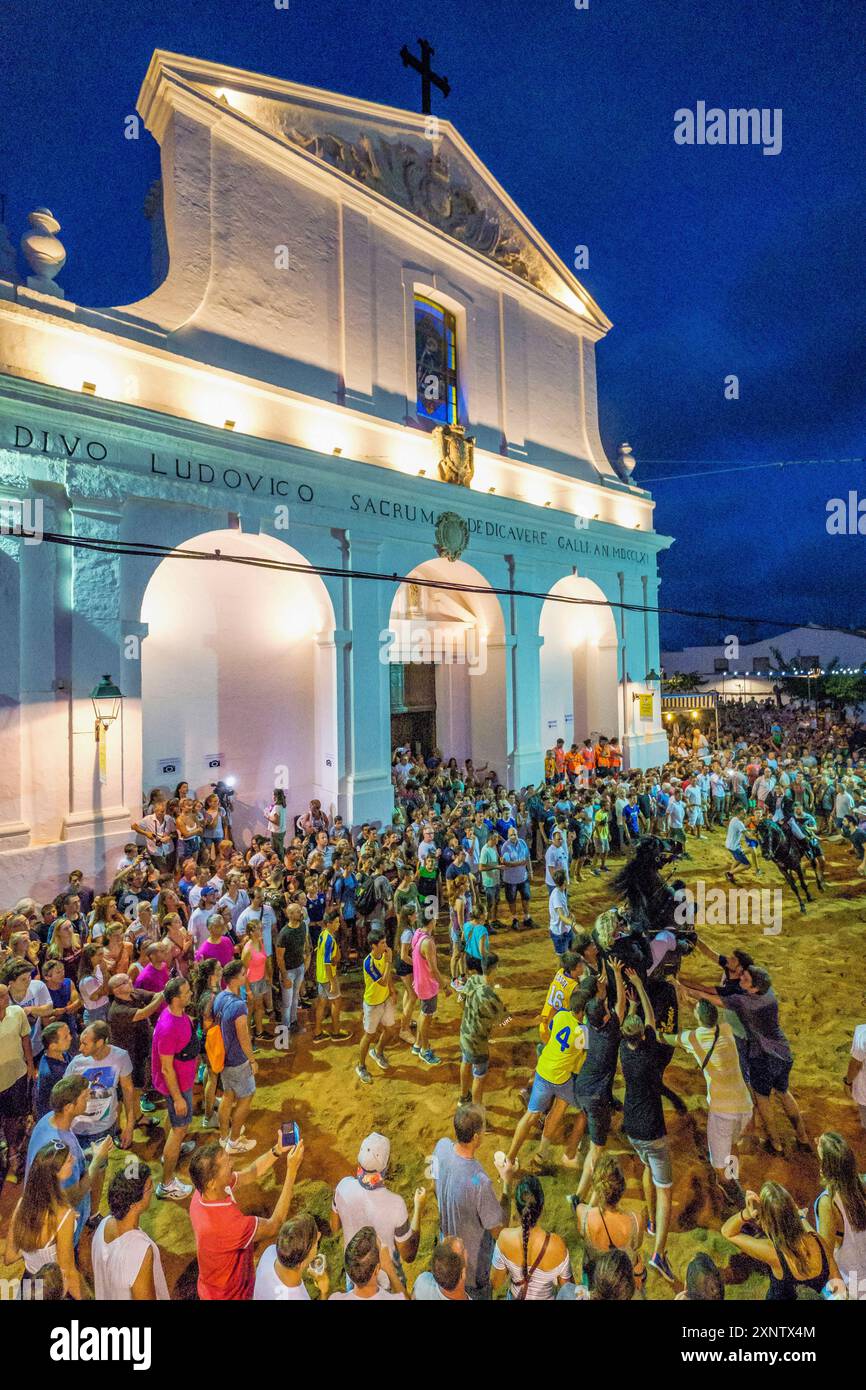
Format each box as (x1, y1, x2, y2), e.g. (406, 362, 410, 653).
(0, 51, 671, 898)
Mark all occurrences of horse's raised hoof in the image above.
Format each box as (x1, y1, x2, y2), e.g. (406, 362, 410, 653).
(799, 903, 807, 914)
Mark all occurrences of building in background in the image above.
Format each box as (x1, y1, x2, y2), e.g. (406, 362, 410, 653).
(662, 625, 866, 699)
(0, 51, 671, 897)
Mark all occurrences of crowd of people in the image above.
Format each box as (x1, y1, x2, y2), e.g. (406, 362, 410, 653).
(0, 697, 864, 1301)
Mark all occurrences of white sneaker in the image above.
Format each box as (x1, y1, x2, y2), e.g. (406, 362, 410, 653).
(220, 1135, 256, 1153)
(156, 1177, 193, 1201)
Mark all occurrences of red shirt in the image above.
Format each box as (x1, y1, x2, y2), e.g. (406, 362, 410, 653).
(189, 1175, 258, 1300)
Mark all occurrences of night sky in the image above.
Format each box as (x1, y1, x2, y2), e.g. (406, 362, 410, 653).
(2, 0, 863, 648)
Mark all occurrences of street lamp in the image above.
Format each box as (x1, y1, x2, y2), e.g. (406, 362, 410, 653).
(90, 674, 123, 785)
(90, 674, 123, 737)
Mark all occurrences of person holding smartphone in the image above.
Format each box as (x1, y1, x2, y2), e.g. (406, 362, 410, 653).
(189, 1132, 306, 1300)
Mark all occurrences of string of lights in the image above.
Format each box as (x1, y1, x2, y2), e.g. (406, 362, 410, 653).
(635, 456, 865, 484)
(13, 527, 866, 649)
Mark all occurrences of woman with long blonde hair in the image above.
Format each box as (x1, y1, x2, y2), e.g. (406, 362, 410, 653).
(722, 1180, 841, 1300)
(815, 1131, 866, 1300)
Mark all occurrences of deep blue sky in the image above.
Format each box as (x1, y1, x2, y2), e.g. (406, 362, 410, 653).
(2, 0, 863, 648)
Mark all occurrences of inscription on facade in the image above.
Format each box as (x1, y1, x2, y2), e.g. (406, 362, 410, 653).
(7, 419, 649, 565)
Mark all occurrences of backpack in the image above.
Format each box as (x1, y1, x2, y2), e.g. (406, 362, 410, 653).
(355, 875, 377, 917)
(205, 1023, 225, 1073)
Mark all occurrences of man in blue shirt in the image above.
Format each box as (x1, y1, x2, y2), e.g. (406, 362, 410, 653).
(27, 1074, 111, 1241)
(500, 826, 533, 932)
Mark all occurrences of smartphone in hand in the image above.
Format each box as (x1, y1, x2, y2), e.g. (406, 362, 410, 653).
(281, 1121, 300, 1148)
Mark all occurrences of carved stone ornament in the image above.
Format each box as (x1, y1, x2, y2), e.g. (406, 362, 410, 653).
(434, 423, 475, 487)
(287, 126, 548, 291)
(434, 510, 470, 563)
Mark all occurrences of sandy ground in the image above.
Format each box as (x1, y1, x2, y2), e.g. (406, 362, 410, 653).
(2, 830, 864, 1300)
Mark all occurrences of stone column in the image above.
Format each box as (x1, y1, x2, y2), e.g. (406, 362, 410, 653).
(17, 487, 66, 845)
(0, 482, 36, 849)
(504, 556, 545, 789)
(341, 534, 395, 828)
(61, 495, 131, 842)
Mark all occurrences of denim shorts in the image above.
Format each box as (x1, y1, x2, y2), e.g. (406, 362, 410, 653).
(461, 1050, 489, 1078)
(628, 1134, 673, 1188)
(527, 1072, 575, 1114)
(419, 993, 439, 1016)
(550, 930, 574, 956)
(221, 1060, 256, 1099)
(248, 977, 269, 998)
(166, 1088, 194, 1129)
(504, 879, 530, 905)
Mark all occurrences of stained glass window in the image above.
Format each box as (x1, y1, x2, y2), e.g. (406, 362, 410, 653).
(415, 294, 459, 426)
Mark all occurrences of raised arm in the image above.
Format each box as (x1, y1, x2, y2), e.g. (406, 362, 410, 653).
(624, 968, 655, 1034)
(610, 958, 627, 1024)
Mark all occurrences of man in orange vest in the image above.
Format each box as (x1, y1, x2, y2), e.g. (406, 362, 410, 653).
(608, 737, 623, 773)
(594, 736, 611, 772)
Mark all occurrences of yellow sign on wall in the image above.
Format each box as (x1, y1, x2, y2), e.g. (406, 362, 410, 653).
(638, 693, 654, 720)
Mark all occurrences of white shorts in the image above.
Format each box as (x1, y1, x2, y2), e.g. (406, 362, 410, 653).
(707, 1109, 752, 1170)
(363, 997, 397, 1035)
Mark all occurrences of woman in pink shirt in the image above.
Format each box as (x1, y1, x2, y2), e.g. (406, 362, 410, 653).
(134, 942, 171, 1009)
(241, 920, 269, 1043)
(411, 924, 441, 1068)
(195, 917, 235, 970)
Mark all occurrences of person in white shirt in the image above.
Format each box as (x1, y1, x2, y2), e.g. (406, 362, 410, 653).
(329, 1224, 407, 1300)
(217, 876, 250, 932)
(187, 867, 217, 913)
(685, 783, 704, 838)
(130, 801, 176, 868)
(846, 1010, 866, 1129)
(92, 1160, 170, 1300)
(547, 869, 573, 957)
(666, 791, 687, 849)
(236, 893, 277, 956)
(116, 844, 142, 873)
(544, 830, 569, 891)
(724, 813, 750, 882)
(188, 886, 220, 950)
(330, 1132, 423, 1265)
(253, 1212, 330, 1300)
(5, 962, 53, 1061)
(835, 786, 855, 833)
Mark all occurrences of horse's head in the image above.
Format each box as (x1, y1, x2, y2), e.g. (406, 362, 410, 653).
(636, 835, 684, 869)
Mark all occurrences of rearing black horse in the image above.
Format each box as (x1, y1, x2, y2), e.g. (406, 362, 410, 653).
(611, 835, 692, 953)
(755, 818, 814, 913)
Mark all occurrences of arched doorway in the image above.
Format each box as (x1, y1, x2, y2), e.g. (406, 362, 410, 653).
(140, 530, 337, 843)
(388, 558, 507, 776)
(539, 576, 619, 749)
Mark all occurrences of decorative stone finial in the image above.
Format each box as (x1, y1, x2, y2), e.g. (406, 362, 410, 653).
(21, 207, 66, 297)
(614, 442, 636, 482)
